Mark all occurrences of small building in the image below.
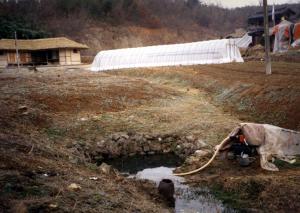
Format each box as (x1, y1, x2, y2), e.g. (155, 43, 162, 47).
(0, 37, 88, 67)
(247, 6, 298, 47)
(248, 6, 296, 28)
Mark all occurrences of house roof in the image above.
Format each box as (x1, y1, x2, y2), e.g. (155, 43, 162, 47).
(0, 37, 89, 51)
(248, 6, 296, 22)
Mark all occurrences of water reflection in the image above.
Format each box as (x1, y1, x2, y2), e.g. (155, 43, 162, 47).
(136, 167, 234, 213)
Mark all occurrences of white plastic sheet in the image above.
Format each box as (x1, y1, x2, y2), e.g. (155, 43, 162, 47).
(234, 33, 252, 48)
(91, 39, 244, 72)
(273, 20, 293, 53)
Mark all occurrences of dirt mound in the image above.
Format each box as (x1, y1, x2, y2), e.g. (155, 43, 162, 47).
(118, 61, 300, 130)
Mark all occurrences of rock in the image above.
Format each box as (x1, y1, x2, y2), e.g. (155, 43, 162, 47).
(127, 142, 138, 154)
(185, 156, 199, 164)
(18, 105, 28, 111)
(182, 143, 193, 149)
(49, 204, 58, 209)
(149, 142, 162, 152)
(120, 133, 129, 140)
(164, 137, 174, 143)
(143, 144, 150, 152)
(194, 149, 210, 158)
(68, 183, 81, 191)
(131, 134, 144, 142)
(99, 163, 114, 175)
(111, 134, 121, 141)
(89, 177, 98, 181)
(163, 148, 171, 153)
(186, 135, 195, 142)
(196, 139, 208, 148)
(145, 134, 153, 140)
(22, 111, 29, 116)
(148, 151, 155, 155)
(108, 142, 121, 157)
(96, 140, 106, 148)
(112, 132, 129, 141)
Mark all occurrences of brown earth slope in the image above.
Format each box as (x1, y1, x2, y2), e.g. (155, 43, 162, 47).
(0, 61, 299, 212)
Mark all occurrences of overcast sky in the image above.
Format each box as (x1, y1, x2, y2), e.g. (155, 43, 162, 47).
(202, 0, 300, 8)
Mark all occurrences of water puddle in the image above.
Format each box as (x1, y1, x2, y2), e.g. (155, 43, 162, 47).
(104, 154, 235, 213)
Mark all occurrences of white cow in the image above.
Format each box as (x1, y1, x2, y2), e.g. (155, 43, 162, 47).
(224, 123, 300, 171)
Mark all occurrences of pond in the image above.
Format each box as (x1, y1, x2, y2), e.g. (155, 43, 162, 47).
(103, 154, 235, 213)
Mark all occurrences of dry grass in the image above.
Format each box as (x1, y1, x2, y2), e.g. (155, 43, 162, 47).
(1, 61, 300, 212)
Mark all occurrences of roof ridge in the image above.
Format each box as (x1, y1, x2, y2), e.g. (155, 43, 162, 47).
(0, 37, 88, 50)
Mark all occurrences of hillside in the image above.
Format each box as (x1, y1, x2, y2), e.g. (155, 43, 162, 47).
(0, 0, 261, 56)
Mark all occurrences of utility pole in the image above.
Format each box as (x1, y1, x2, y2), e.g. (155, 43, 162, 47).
(14, 31, 20, 72)
(263, 0, 272, 75)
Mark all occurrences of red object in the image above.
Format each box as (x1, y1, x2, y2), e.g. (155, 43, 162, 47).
(239, 135, 246, 143)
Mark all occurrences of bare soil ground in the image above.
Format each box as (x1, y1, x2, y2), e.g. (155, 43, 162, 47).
(0, 61, 299, 212)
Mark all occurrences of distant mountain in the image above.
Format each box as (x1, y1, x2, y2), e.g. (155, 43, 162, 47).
(0, 0, 299, 56)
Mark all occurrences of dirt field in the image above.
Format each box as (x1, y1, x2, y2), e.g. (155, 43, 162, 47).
(0, 61, 299, 212)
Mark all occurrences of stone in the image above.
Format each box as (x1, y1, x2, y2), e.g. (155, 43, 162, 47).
(111, 134, 121, 141)
(143, 144, 150, 152)
(194, 149, 210, 158)
(149, 141, 162, 152)
(99, 163, 114, 175)
(68, 183, 81, 191)
(18, 105, 28, 111)
(49, 204, 58, 209)
(145, 134, 154, 140)
(96, 140, 106, 148)
(164, 137, 174, 143)
(186, 135, 195, 142)
(131, 134, 144, 142)
(182, 143, 193, 149)
(163, 148, 171, 153)
(196, 139, 208, 148)
(127, 142, 138, 154)
(111, 132, 129, 141)
(120, 133, 129, 140)
(185, 156, 199, 164)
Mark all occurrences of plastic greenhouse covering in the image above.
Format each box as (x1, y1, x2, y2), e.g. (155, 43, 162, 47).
(234, 33, 252, 48)
(91, 39, 244, 72)
(272, 20, 293, 53)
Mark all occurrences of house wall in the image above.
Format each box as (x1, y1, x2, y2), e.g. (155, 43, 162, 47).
(6, 51, 32, 65)
(59, 49, 81, 65)
(0, 52, 7, 67)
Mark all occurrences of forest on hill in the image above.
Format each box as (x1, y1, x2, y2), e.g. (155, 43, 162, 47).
(0, 0, 298, 55)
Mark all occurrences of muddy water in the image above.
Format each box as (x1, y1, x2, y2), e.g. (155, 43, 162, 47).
(105, 154, 235, 213)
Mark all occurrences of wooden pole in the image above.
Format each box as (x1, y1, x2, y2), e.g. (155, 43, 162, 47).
(14, 31, 20, 72)
(263, 0, 272, 75)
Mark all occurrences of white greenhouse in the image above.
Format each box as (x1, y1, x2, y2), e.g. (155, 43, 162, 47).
(91, 39, 244, 72)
